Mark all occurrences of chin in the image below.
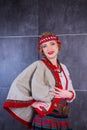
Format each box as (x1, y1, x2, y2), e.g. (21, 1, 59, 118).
(47, 56, 57, 60)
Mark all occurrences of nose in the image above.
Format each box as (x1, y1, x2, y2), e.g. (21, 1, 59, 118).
(47, 44, 52, 51)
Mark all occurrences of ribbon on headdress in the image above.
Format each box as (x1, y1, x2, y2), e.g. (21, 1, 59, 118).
(38, 34, 62, 50)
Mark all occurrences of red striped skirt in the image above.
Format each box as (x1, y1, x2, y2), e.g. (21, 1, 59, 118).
(31, 110, 72, 130)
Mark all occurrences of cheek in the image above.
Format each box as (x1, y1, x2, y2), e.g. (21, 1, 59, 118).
(55, 47, 60, 54)
(42, 48, 47, 54)
(54, 45, 59, 51)
(56, 45, 60, 51)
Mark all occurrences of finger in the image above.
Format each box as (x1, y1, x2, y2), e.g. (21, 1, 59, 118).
(50, 92, 61, 98)
(38, 106, 43, 111)
(55, 96, 62, 98)
(54, 87, 62, 91)
(54, 89, 61, 95)
(40, 103, 48, 107)
(50, 90, 61, 96)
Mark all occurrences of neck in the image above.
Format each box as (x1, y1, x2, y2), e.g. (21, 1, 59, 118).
(47, 57, 58, 67)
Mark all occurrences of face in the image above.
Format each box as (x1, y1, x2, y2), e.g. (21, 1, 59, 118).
(41, 40, 59, 60)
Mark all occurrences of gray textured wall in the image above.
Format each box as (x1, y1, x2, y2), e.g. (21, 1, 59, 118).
(0, 0, 87, 130)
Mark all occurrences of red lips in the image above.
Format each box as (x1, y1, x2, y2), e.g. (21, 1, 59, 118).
(48, 51, 54, 55)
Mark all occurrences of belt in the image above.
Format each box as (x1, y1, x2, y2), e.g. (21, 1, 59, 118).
(54, 104, 70, 116)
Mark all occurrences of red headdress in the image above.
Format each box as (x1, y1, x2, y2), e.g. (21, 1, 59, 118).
(38, 34, 62, 50)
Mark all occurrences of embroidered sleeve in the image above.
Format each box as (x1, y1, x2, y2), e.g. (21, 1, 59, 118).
(3, 61, 39, 126)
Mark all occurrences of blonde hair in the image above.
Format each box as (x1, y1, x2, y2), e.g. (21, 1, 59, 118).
(40, 32, 55, 38)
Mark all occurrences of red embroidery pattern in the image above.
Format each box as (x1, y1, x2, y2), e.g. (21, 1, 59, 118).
(41, 58, 68, 115)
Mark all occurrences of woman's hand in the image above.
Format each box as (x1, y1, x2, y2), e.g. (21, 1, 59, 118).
(31, 101, 48, 111)
(50, 87, 72, 99)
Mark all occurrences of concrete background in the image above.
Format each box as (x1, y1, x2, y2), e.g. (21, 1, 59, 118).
(0, 0, 87, 129)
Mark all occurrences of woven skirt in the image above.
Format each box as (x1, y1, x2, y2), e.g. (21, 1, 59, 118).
(31, 110, 72, 130)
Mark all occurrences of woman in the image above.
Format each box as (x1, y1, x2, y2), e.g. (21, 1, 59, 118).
(3, 32, 76, 130)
